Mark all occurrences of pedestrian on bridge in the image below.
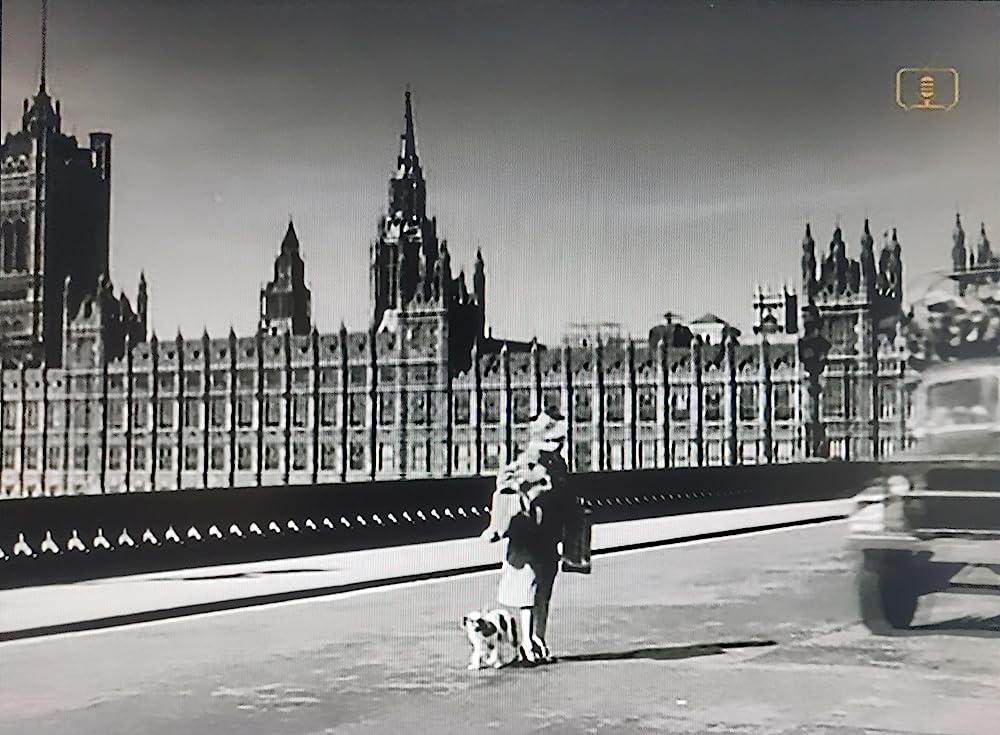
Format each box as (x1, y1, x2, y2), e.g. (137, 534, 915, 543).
(481, 410, 578, 665)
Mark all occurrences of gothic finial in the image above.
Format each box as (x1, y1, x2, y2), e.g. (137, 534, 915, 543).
(228, 326, 237, 341)
(861, 218, 873, 248)
(803, 223, 814, 244)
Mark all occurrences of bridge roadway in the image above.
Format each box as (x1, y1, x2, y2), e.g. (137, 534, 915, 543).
(2, 517, 1000, 733)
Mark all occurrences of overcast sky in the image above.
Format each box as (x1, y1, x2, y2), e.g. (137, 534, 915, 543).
(2, 0, 999, 343)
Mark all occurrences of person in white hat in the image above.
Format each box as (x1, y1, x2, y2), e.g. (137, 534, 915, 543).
(481, 409, 572, 665)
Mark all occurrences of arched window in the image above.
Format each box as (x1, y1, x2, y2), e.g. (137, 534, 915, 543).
(14, 220, 29, 272)
(0, 221, 14, 273)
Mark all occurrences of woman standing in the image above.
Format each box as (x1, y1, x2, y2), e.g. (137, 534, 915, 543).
(481, 411, 575, 665)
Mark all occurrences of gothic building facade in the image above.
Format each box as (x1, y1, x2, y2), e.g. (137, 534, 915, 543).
(792, 220, 911, 460)
(0, 9, 971, 500)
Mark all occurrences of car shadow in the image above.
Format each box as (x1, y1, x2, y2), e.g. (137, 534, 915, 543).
(555, 639, 777, 663)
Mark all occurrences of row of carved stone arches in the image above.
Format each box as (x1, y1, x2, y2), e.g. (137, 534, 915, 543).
(0, 220, 31, 273)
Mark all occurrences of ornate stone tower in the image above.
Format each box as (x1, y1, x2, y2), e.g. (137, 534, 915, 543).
(800, 221, 902, 356)
(800, 220, 905, 459)
(0, 1, 113, 367)
(369, 90, 485, 376)
(259, 220, 312, 336)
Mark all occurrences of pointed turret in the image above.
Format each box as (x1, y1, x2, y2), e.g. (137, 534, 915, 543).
(876, 228, 903, 302)
(136, 271, 148, 336)
(952, 213, 967, 270)
(801, 223, 817, 299)
(976, 221, 992, 266)
(473, 248, 486, 308)
(829, 225, 848, 295)
(859, 219, 876, 296)
(281, 219, 300, 253)
(439, 241, 452, 298)
(260, 220, 311, 336)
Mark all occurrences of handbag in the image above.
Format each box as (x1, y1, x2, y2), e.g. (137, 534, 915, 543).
(560, 497, 592, 574)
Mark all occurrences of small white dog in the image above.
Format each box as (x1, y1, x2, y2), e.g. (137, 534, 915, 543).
(462, 609, 519, 670)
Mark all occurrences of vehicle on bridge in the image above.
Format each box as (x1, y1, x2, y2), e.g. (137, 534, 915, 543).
(849, 280, 1000, 633)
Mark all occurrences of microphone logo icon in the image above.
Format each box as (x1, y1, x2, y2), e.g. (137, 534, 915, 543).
(896, 68, 959, 111)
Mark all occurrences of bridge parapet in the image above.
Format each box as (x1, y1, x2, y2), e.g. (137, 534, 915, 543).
(0, 462, 880, 589)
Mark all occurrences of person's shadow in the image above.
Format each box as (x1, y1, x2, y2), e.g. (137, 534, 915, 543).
(553, 639, 777, 663)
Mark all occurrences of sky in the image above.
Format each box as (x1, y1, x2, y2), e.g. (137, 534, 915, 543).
(2, 0, 999, 343)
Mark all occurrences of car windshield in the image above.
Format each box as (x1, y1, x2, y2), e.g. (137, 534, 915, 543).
(925, 376, 1000, 427)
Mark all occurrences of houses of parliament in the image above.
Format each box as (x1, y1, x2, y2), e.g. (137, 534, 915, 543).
(2, 14, 987, 499)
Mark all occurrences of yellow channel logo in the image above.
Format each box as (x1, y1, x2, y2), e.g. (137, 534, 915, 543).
(896, 68, 959, 112)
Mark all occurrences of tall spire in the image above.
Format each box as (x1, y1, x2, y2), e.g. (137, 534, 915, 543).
(22, 0, 59, 136)
(388, 87, 426, 220)
(40, 0, 48, 91)
(397, 87, 421, 174)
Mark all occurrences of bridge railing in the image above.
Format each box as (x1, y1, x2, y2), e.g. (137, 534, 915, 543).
(0, 462, 880, 589)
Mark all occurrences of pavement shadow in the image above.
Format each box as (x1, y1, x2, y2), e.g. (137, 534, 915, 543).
(149, 568, 334, 582)
(556, 639, 777, 663)
(907, 614, 1000, 638)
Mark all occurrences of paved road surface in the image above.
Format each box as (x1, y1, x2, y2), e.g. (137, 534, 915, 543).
(0, 499, 850, 638)
(2, 520, 999, 735)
